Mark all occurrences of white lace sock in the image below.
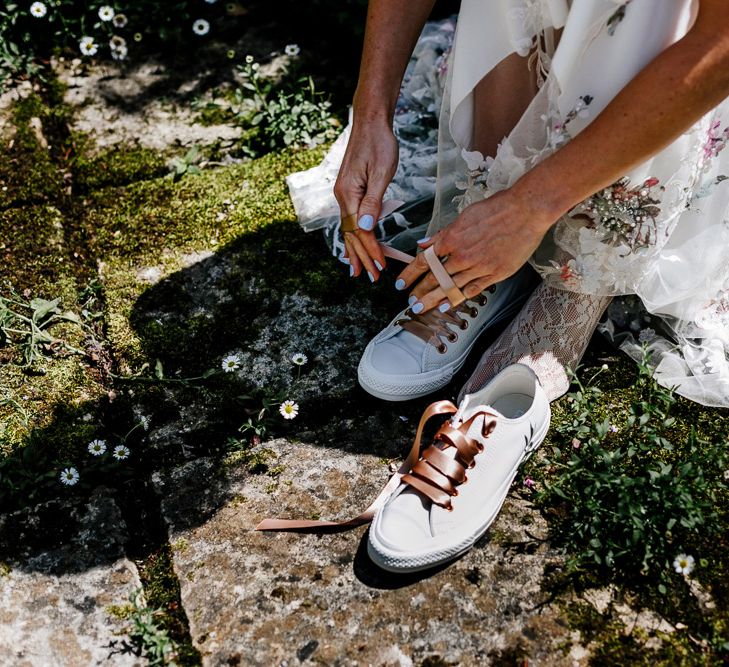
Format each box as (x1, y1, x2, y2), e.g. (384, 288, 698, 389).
(459, 281, 612, 402)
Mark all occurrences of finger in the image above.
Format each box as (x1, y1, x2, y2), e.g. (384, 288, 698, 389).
(355, 229, 386, 273)
(344, 235, 360, 278)
(460, 276, 495, 300)
(348, 233, 379, 282)
(415, 268, 494, 314)
(396, 250, 430, 292)
(409, 255, 470, 300)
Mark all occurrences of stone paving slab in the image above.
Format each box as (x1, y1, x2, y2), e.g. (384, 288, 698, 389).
(0, 491, 143, 666)
(156, 440, 581, 666)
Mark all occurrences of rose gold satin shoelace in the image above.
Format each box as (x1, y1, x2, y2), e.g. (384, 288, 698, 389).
(255, 401, 497, 532)
(396, 287, 496, 354)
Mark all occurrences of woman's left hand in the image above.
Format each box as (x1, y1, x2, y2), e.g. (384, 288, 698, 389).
(396, 187, 554, 313)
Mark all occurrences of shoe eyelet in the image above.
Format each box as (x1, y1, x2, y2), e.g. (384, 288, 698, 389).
(463, 474, 468, 483)
(437, 343, 447, 354)
(459, 319, 468, 330)
(477, 295, 488, 306)
(446, 504, 454, 512)
(469, 307, 479, 318)
(467, 461, 476, 469)
(447, 332, 458, 343)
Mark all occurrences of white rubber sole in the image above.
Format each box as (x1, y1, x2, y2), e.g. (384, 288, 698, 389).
(358, 297, 527, 402)
(366, 412, 550, 573)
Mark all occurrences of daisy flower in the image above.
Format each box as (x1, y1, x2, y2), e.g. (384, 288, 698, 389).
(245, 55, 254, 64)
(192, 19, 210, 36)
(279, 400, 299, 420)
(88, 439, 107, 456)
(79, 36, 99, 56)
(140, 415, 151, 431)
(673, 554, 695, 576)
(30, 2, 47, 18)
(221, 354, 241, 373)
(111, 44, 128, 60)
(60, 467, 80, 486)
(110, 34, 126, 49)
(133, 32, 143, 42)
(284, 44, 301, 57)
(291, 352, 307, 366)
(112, 445, 131, 460)
(112, 13, 128, 28)
(98, 5, 115, 21)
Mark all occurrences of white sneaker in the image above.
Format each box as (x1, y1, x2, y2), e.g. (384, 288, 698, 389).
(358, 265, 538, 401)
(367, 363, 550, 573)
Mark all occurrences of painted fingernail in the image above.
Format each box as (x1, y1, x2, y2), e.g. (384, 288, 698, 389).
(417, 236, 431, 244)
(438, 301, 451, 313)
(339, 256, 350, 265)
(395, 278, 406, 291)
(349, 265, 355, 277)
(358, 214, 374, 231)
(408, 295, 417, 306)
(411, 302, 424, 314)
(367, 271, 375, 283)
(374, 260, 383, 271)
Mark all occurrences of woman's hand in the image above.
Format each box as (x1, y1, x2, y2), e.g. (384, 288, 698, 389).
(333, 120, 399, 281)
(396, 186, 553, 313)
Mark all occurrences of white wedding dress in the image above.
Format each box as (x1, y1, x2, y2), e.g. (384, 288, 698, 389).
(288, 0, 729, 408)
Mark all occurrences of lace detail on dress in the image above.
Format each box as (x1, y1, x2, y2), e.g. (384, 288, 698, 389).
(458, 282, 612, 402)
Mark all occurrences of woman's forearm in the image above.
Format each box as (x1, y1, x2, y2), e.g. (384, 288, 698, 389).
(516, 1, 729, 227)
(353, 0, 436, 124)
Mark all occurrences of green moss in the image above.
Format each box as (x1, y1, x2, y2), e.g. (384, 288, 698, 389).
(71, 136, 168, 193)
(0, 94, 64, 209)
(137, 543, 201, 666)
(0, 561, 10, 577)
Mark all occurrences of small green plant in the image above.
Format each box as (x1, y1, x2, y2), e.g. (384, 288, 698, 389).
(0, 286, 90, 367)
(194, 50, 341, 158)
(168, 145, 202, 181)
(538, 350, 726, 591)
(125, 588, 177, 666)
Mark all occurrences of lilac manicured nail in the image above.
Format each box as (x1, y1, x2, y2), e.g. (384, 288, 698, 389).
(358, 214, 374, 231)
(395, 278, 406, 291)
(349, 265, 354, 277)
(374, 260, 383, 271)
(408, 295, 417, 306)
(438, 302, 451, 313)
(339, 256, 350, 265)
(367, 271, 375, 283)
(411, 302, 424, 314)
(417, 236, 431, 244)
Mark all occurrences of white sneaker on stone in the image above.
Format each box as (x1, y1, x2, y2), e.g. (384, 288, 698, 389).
(367, 363, 550, 573)
(358, 265, 538, 401)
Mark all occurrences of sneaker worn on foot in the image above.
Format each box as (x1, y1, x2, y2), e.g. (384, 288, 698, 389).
(367, 363, 550, 573)
(358, 265, 538, 401)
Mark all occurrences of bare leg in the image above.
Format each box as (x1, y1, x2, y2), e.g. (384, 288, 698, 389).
(459, 283, 612, 402)
(472, 51, 539, 158)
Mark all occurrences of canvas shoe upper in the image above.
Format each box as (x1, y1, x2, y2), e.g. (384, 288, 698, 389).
(358, 264, 538, 401)
(367, 363, 550, 573)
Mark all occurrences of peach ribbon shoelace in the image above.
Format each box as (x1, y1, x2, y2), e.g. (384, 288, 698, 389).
(255, 401, 496, 532)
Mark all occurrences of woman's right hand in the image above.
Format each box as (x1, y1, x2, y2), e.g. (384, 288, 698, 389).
(333, 119, 399, 281)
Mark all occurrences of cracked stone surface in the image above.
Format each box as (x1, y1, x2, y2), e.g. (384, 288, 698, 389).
(0, 491, 143, 666)
(155, 439, 578, 666)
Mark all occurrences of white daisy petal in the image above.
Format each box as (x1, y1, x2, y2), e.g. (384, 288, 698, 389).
(279, 400, 299, 420)
(284, 43, 300, 57)
(192, 19, 210, 36)
(672, 553, 695, 576)
(79, 36, 98, 56)
(291, 352, 308, 366)
(30, 2, 47, 18)
(98, 5, 115, 21)
(112, 445, 131, 460)
(221, 354, 241, 373)
(87, 439, 107, 456)
(60, 467, 80, 486)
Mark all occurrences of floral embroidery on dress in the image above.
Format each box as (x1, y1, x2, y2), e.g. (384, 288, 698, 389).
(452, 148, 494, 212)
(548, 95, 593, 147)
(571, 177, 663, 251)
(607, 1, 633, 36)
(703, 119, 729, 162)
